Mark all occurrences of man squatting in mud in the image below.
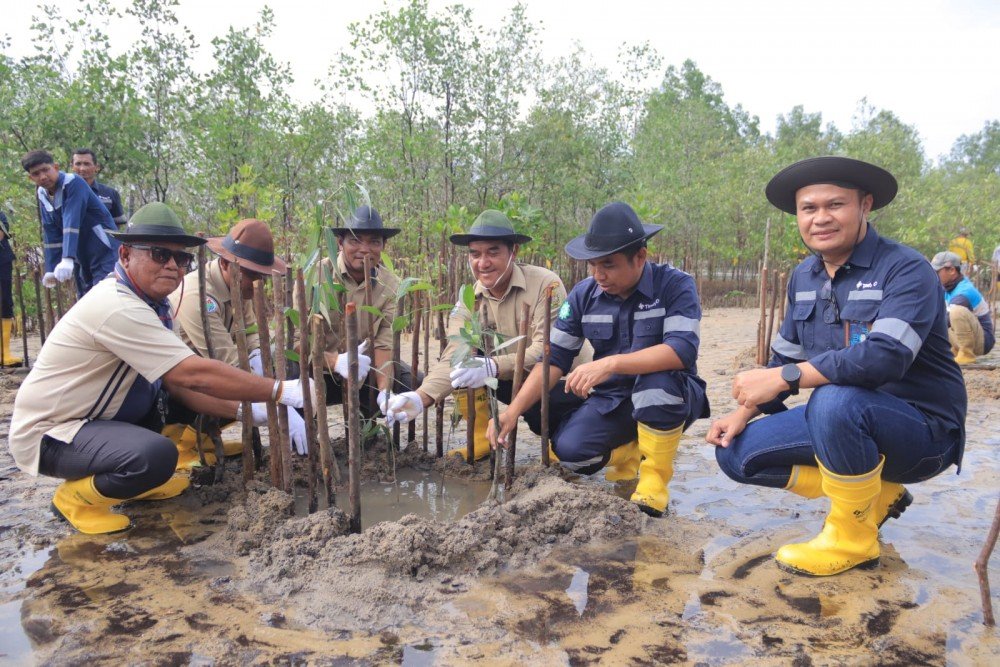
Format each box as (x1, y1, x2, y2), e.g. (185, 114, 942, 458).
(708, 157, 967, 576)
(490, 202, 710, 518)
(381, 210, 594, 461)
(7, 203, 313, 535)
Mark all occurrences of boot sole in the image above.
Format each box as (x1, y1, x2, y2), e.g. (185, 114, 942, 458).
(776, 556, 880, 577)
(50, 503, 133, 535)
(635, 503, 668, 518)
(878, 489, 913, 529)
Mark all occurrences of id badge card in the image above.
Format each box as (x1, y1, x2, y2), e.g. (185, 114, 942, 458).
(844, 320, 872, 347)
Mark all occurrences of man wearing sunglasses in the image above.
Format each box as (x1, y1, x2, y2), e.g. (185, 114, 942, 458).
(708, 157, 966, 577)
(8, 203, 314, 535)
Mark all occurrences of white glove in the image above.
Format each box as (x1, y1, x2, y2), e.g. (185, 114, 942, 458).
(377, 389, 389, 415)
(54, 257, 75, 282)
(248, 348, 263, 376)
(250, 402, 270, 426)
(450, 357, 497, 389)
(42, 272, 58, 288)
(286, 407, 308, 456)
(333, 340, 371, 382)
(384, 391, 424, 426)
(276, 378, 317, 409)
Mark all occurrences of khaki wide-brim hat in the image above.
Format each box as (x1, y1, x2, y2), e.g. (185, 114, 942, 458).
(206, 218, 287, 276)
(765, 156, 898, 215)
(108, 202, 206, 247)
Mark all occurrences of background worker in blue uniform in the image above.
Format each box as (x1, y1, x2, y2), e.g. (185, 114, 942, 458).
(0, 210, 22, 366)
(71, 148, 128, 228)
(930, 250, 994, 364)
(21, 150, 118, 297)
(489, 202, 709, 517)
(708, 156, 967, 577)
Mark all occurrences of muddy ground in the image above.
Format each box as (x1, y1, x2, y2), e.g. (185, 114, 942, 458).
(1, 307, 998, 665)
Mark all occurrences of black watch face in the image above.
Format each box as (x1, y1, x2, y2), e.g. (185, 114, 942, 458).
(782, 365, 800, 383)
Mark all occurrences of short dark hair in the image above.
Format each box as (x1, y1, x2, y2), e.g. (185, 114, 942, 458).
(72, 148, 97, 163)
(21, 150, 55, 172)
(619, 240, 647, 261)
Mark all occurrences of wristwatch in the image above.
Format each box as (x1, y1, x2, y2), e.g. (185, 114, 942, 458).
(780, 363, 801, 395)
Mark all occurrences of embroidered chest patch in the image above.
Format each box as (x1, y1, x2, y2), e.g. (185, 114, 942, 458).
(558, 301, 571, 320)
(205, 297, 219, 314)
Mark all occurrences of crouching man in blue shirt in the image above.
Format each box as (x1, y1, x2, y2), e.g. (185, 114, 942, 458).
(708, 157, 966, 576)
(489, 202, 709, 517)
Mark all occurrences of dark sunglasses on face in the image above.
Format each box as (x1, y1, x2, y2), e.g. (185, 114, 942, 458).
(127, 244, 195, 270)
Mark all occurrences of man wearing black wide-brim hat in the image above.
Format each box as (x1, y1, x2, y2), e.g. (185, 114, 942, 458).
(8, 203, 315, 536)
(489, 202, 710, 518)
(708, 156, 966, 577)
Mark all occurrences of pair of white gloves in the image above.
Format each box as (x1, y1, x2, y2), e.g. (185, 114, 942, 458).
(42, 258, 76, 287)
(380, 356, 497, 426)
(246, 349, 314, 456)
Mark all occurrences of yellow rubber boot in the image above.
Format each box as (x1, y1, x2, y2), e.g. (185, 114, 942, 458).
(874, 482, 912, 528)
(130, 474, 191, 501)
(450, 388, 491, 462)
(1, 318, 22, 367)
(630, 423, 682, 517)
(775, 456, 883, 576)
(785, 465, 823, 499)
(605, 440, 641, 482)
(163, 424, 244, 469)
(51, 476, 131, 535)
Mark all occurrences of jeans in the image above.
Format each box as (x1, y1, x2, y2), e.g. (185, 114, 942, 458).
(715, 384, 960, 488)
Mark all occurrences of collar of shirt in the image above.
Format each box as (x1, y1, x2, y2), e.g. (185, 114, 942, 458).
(474, 262, 526, 302)
(207, 258, 231, 304)
(808, 224, 881, 276)
(336, 252, 378, 289)
(588, 261, 655, 302)
(37, 171, 72, 212)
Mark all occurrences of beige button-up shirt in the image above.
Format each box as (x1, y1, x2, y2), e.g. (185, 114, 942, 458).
(169, 258, 260, 366)
(420, 263, 593, 403)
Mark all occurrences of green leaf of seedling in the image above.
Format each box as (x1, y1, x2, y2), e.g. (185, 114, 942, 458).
(381, 251, 395, 273)
(484, 377, 499, 390)
(245, 323, 259, 335)
(360, 305, 383, 318)
(302, 247, 320, 272)
(324, 227, 338, 262)
(450, 343, 471, 367)
(331, 282, 347, 293)
(432, 303, 455, 312)
(285, 350, 300, 363)
(318, 297, 331, 324)
(285, 307, 300, 328)
(460, 283, 475, 314)
(492, 334, 525, 353)
(392, 315, 409, 333)
(405, 281, 433, 294)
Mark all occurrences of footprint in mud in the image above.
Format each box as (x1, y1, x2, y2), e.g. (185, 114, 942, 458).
(105, 604, 157, 634)
(731, 553, 771, 580)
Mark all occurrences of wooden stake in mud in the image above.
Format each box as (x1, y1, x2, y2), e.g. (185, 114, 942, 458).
(31, 268, 45, 346)
(54, 281, 65, 320)
(229, 261, 256, 484)
(778, 271, 788, 323)
(362, 255, 377, 418)
(311, 315, 339, 502)
(540, 283, 555, 467)
(975, 497, 1000, 626)
(436, 309, 446, 457)
(272, 273, 293, 492)
(505, 302, 531, 488)
(253, 282, 284, 491)
(756, 266, 769, 365)
(422, 291, 430, 453)
(764, 269, 780, 360)
(391, 294, 405, 450)
(14, 269, 30, 367)
(408, 295, 422, 445)
(43, 280, 56, 337)
(295, 269, 319, 512)
(196, 242, 223, 471)
(345, 302, 363, 534)
(465, 385, 476, 465)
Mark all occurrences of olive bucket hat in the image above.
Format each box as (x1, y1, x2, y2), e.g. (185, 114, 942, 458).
(449, 210, 532, 246)
(108, 202, 206, 247)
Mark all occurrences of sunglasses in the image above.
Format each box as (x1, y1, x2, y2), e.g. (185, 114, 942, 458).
(819, 278, 840, 325)
(128, 244, 195, 271)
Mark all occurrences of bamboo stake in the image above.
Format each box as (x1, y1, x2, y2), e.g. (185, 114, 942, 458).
(196, 243, 219, 471)
(422, 291, 430, 453)
(540, 283, 555, 467)
(345, 302, 362, 534)
(312, 316, 339, 502)
(391, 294, 405, 450)
(338, 290, 351, 452)
(975, 497, 999, 626)
(756, 266, 768, 365)
(43, 280, 55, 336)
(272, 274, 293, 492)
(505, 302, 531, 488)
(229, 262, 255, 484)
(779, 271, 788, 323)
(764, 268, 779, 360)
(465, 386, 476, 465)
(362, 255, 377, 418)
(296, 270, 319, 512)
(14, 269, 29, 368)
(253, 282, 284, 490)
(436, 310, 446, 457)
(479, 301, 494, 478)
(408, 295, 422, 445)
(0, 280, 6, 368)
(32, 268, 45, 346)
(54, 281, 64, 320)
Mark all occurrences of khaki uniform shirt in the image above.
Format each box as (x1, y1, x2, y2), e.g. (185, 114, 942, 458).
(169, 259, 260, 366)
(9, 277, 195, 475)
(420, 263, 593, 403)
(307, 254, 401, 362)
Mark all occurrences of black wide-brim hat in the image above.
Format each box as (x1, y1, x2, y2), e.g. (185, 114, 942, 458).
(765, 156, 898, 215)
(565, 202, 662, 260)
(329, 205, 401, 239)
(449, 210, 532, 245)
(108, 202, 207, 247)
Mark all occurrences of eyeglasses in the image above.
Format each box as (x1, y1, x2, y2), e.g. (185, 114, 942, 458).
(128, 244, 195, 271)
(819, 278, 840, 325)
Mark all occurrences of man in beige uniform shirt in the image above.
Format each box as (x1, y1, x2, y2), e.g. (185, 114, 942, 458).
(169, 219, 307, 459)
(8, 203, 312, 535)
(383, 210, 592, 461)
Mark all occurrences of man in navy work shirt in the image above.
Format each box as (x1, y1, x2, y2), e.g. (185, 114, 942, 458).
(71, 148, 128, 228)
(489, 202, 709, 517)
(709, 156, 966, 577)
(21, 150, 118, 297)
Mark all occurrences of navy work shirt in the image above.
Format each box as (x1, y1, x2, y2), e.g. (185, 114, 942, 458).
(549, 261, 705, 416)
(0, 211, 14, 264)
(90, 180, 126, 226)
(767, 225, 967, 464)
(36, 171, 117, 272)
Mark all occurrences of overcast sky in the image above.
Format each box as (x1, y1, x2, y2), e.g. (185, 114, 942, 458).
(5, 0, 998, 161)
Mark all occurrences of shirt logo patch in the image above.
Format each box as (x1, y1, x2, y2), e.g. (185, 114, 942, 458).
(558, 301, 571, 320)
(856, 280, 878, 289)
(205, 297, 219, 314)
(638, 298, 660, 310)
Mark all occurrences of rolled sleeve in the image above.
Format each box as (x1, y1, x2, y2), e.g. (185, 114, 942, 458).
(660, 272, 701, 369)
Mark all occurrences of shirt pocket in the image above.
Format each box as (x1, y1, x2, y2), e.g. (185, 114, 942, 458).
(585, 321, 615, 355)
(792, 301, 817, 350)
(840, 302, 880, 346)
(632, 315, 663, 349)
